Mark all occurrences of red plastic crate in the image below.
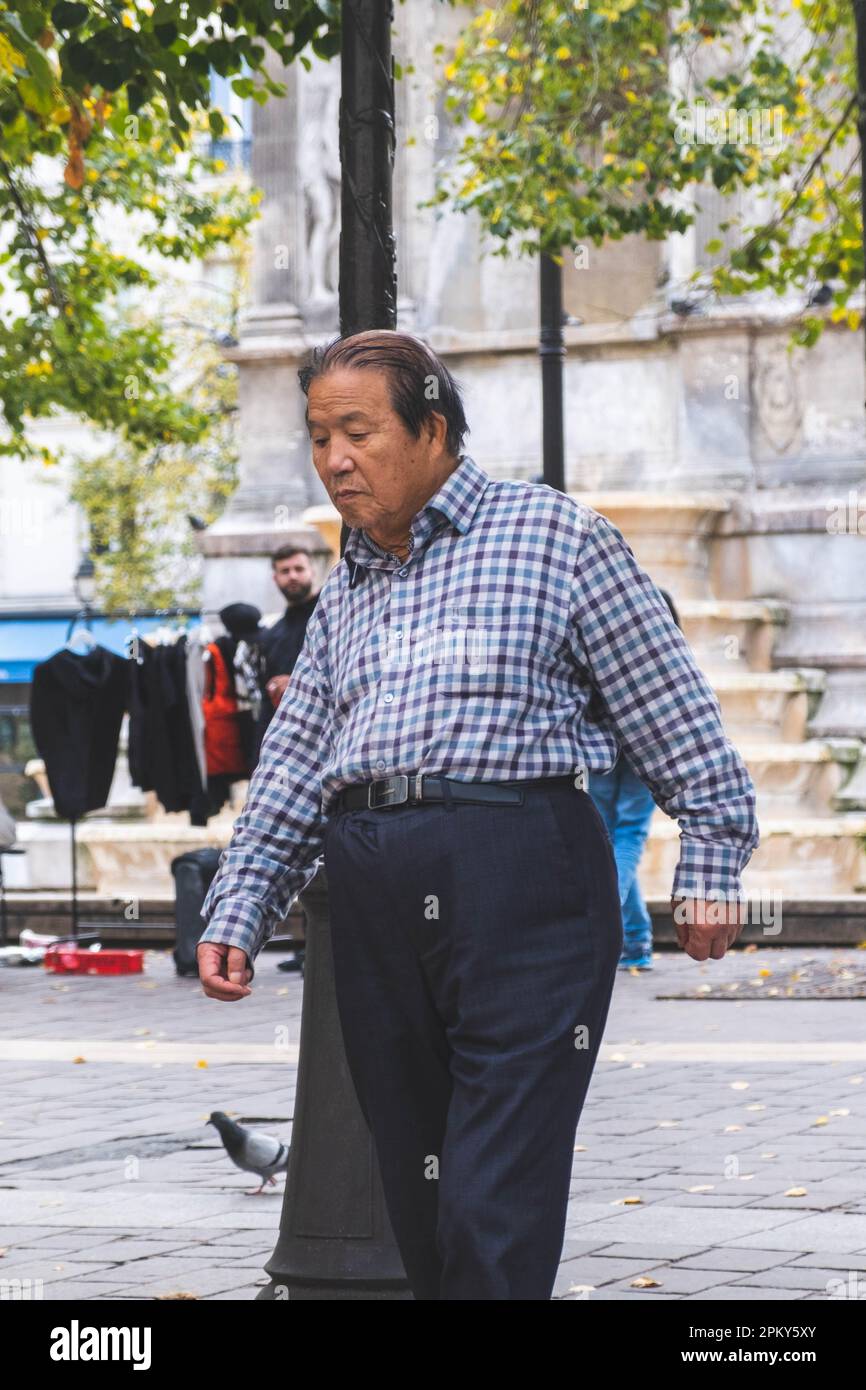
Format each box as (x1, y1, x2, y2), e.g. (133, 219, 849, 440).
(43, 945, 145, 975)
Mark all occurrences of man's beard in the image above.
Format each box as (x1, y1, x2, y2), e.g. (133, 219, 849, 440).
(282, 581, 313, 603)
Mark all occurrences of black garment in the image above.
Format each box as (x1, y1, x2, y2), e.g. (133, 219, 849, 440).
(262, 594, 319, 679)
(127, 636, 203, 814)
(30, 644, 128, 821)
(254, 594, 319, 758)
(188, 774, 234, 827)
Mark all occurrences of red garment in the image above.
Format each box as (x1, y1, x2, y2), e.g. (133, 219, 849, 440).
(203, 642, 247, 777)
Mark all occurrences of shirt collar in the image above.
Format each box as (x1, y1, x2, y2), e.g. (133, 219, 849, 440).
(344, 453, 491, 569)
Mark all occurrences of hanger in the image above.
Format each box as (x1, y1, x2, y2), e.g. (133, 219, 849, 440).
(125, 611, 144, 665)
(65, 624, 96, 653)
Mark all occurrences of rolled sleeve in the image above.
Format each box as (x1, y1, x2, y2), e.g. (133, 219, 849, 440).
(569, 513, 760, 901)
(199, 608, 333, 969)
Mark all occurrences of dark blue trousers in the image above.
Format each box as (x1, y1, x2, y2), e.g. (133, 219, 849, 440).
(323, 782, 623, 1300)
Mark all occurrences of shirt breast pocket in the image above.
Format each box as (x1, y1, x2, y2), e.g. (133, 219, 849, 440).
(429, 600, 540, 694)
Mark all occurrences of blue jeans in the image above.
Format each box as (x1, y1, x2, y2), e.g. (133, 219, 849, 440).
(589, 761, 656, 962)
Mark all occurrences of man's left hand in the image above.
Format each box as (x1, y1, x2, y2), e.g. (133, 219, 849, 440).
(671, 897, 746, 962)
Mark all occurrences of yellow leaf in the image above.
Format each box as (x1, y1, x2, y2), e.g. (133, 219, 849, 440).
(0, 34, 25, 75)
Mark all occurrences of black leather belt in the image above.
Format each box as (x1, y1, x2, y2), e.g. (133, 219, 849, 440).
(335, 773, 582, 812)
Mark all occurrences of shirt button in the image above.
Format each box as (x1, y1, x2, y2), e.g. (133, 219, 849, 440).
(398, 568, 408, 577)
(375, 759, 386, 770)
(383, 692, 394, 703)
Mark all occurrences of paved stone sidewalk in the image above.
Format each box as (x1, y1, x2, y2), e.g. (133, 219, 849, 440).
(1, 943, 864, 1301)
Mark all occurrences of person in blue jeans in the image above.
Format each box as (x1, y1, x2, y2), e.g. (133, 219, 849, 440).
(589, 589, 681, 971)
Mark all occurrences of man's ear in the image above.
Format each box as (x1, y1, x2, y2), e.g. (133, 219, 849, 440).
(425, 410, 449, 454)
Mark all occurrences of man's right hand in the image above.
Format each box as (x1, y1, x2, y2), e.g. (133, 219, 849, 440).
(197, 942, 253, 1000)
(267, 674, 291, 707)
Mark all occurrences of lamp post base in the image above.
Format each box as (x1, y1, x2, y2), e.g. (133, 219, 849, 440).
(257, 865, 412, 1301)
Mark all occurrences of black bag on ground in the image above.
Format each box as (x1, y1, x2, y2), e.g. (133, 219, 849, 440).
(170, 847, 223, 976)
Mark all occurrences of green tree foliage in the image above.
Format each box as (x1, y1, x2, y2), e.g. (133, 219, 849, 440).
(0, 0, 341, 463)
(431, 0, 862, 345)
(0, 1, 341, 606)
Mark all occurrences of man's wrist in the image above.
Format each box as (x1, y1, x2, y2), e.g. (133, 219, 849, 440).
(198, 919, 261, 972)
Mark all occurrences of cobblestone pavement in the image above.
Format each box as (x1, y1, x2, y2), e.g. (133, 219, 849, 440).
(1, 944, 864, 1301)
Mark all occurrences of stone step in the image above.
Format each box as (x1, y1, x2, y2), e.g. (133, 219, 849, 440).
(735, 738, 861, 815)
(645, 895, 866, 946)
(639, 812, 866, 897)
(679, 597, 789, 673)
(711, 668, 826, 741)
(571, 491, 730, 597)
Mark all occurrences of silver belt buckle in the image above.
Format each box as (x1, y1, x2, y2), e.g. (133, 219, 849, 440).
(368, 774, 409, 809)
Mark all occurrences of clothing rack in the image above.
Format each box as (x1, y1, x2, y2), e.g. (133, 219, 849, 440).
(58, 606, 215, 936)
(64, 605, 205, 643)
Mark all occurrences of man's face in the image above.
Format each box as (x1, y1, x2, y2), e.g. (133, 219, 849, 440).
(273, 553, 314, 603)
(306, 366, 451, 541)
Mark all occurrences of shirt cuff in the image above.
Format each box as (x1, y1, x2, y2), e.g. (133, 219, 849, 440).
(672, 839, 751, 903)
(198, 899, 267, 978)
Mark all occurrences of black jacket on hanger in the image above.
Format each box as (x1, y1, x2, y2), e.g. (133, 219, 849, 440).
(30, 644, 128, 821)
(127, 635, 203, 814)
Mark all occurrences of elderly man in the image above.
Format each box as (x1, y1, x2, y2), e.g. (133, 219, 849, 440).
(197, 329, 759, 1302)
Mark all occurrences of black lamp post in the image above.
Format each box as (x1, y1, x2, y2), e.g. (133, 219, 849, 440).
(539, 249, 566, 493)
(256, 0, 411, 1300)
(338, 0, 398, 561)
(69, 552, 97, 638)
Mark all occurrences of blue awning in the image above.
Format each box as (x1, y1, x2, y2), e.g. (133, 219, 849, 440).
(0, 616, 201, 683)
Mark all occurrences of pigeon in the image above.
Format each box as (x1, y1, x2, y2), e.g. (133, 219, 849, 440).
(206, 1111, 290, 1195)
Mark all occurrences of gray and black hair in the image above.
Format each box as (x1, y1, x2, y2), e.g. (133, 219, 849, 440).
(298, 329, 469, 458)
